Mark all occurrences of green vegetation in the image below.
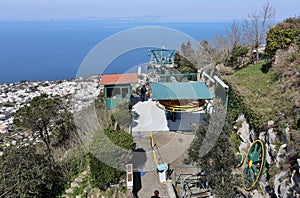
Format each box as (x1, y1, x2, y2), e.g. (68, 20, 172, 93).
(6, 92, 134, 197)
(112, 101, 133, 129)
(174, 52, 198, 81)
(13, 94, 75, 152)
(221, 17, 300, 196)
(89, 128, 133, 189)
(187, 20, 300, 192)
(174, 39, 198, 81)
(94, 91, 106, 121)
(61, 147, 89, 183)
(188, 103, 240, 197)
(3, 94, 85, 197)
(224, 62, 277, 130)
(230, 132, 241, 152)
(227, 45, 248, 68)
(287, 130, 300, 168)
(225, 17, 300, 130)
(3, 13, 300, 198)
(89, 153, 125, 189)
(0, 145, 64, 197)
(273, 140, 284, 151)
(72, 179, 88, 197)
(266, 17, 300, 58)
(224, 78, 263, 131)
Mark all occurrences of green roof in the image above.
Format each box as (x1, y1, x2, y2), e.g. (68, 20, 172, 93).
(151, 82, 214, 100)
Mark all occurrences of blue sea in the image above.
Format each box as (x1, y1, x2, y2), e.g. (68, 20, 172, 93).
(0, 20, 231, 83)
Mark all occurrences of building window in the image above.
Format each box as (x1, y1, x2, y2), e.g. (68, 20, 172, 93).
(106, 87, 121, 98)
(122, 87, 129, 98)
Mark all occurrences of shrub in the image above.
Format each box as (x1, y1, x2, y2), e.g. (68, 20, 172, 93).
(89, 128, 133, 189)
(0, 146, 64, 197)
(89, 153, 125, 189)
(266, 24, 300, 58)
(113, 101, 132, 129)
(61, 147, 89, 182)
(230, 132, 241, 152)
(227, 46, 248, 68)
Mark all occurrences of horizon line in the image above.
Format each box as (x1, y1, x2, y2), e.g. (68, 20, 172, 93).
(0, 15, 288, 22)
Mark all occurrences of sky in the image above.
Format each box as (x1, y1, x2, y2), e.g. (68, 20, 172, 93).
(0, 0, 299, 21)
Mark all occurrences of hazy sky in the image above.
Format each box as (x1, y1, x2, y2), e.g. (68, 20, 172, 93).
(0, 0, 299, 21)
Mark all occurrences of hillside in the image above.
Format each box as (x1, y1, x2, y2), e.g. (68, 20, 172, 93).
(222, 43, 300, 197)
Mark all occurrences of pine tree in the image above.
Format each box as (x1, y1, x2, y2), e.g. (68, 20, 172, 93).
(188, 103, 240, 197)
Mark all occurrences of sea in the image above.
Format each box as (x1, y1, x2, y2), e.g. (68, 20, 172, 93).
(0, 20, 232, 83)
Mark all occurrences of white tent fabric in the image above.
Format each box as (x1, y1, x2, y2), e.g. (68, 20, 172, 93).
(132, 100, 169, 132)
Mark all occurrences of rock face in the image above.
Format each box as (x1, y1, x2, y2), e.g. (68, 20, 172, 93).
(274, 171, 289, 198)
(259, 121, 278, 166)
(236, 114, 251, 155)
(276, 144, 287, 168)
(259, 174, 272, 197)
(289, 169, 300, 197)
(234, 116, 300, 198)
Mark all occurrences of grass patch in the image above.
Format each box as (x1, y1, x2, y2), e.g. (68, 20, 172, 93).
(230, 132, 241, 152)
(273, 140, 284, 151)
(224, 62, 277, 126)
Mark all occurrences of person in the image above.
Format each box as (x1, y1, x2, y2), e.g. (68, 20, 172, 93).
(151, 190, 160, 198)
(140, 85, 147, 102)
(166, 164, 174, 180)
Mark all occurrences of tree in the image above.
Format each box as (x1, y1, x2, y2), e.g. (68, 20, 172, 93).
(0, 146, 64, 198)
(174, 52, 198, 80)
(243, 3, 276, 62)
(188, 103, 240, 197)
(213, 21, 244, 66)
(173, 41, 198, 81)
(227, 45, 248, 68)
(13, 94, 72, 152)
(196, 21, 246, 69)
(51, 108, 78, 149)
(181, 39, 195, 59)
(197, 40, 214, 67)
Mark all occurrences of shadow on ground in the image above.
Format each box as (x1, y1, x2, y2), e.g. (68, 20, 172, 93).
(131, 147, 147, 197)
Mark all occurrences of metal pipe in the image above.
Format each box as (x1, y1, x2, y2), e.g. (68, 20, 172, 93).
(213, 75, 228, 90)
(202, 71, 215, 83)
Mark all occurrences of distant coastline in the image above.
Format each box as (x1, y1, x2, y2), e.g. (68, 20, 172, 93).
(0, 15, 238, 22)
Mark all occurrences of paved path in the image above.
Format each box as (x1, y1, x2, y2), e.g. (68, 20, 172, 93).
(130, 100, 200, 197)
(132, 130, 195, 198)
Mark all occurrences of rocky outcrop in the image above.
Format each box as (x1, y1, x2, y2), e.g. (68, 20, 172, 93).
(216, 63, 234, 75)
(274, 171, 289, 198)
(236, 114, 251, 155)
(289, 168, 300, 197)
(276, 144, 287, 168)
(234, 116, 300, 198)
(63, 169, 90, 197)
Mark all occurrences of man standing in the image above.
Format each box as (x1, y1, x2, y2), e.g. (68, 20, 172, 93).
(151, 190, 160, 198)
(140, 85, 147, 102)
